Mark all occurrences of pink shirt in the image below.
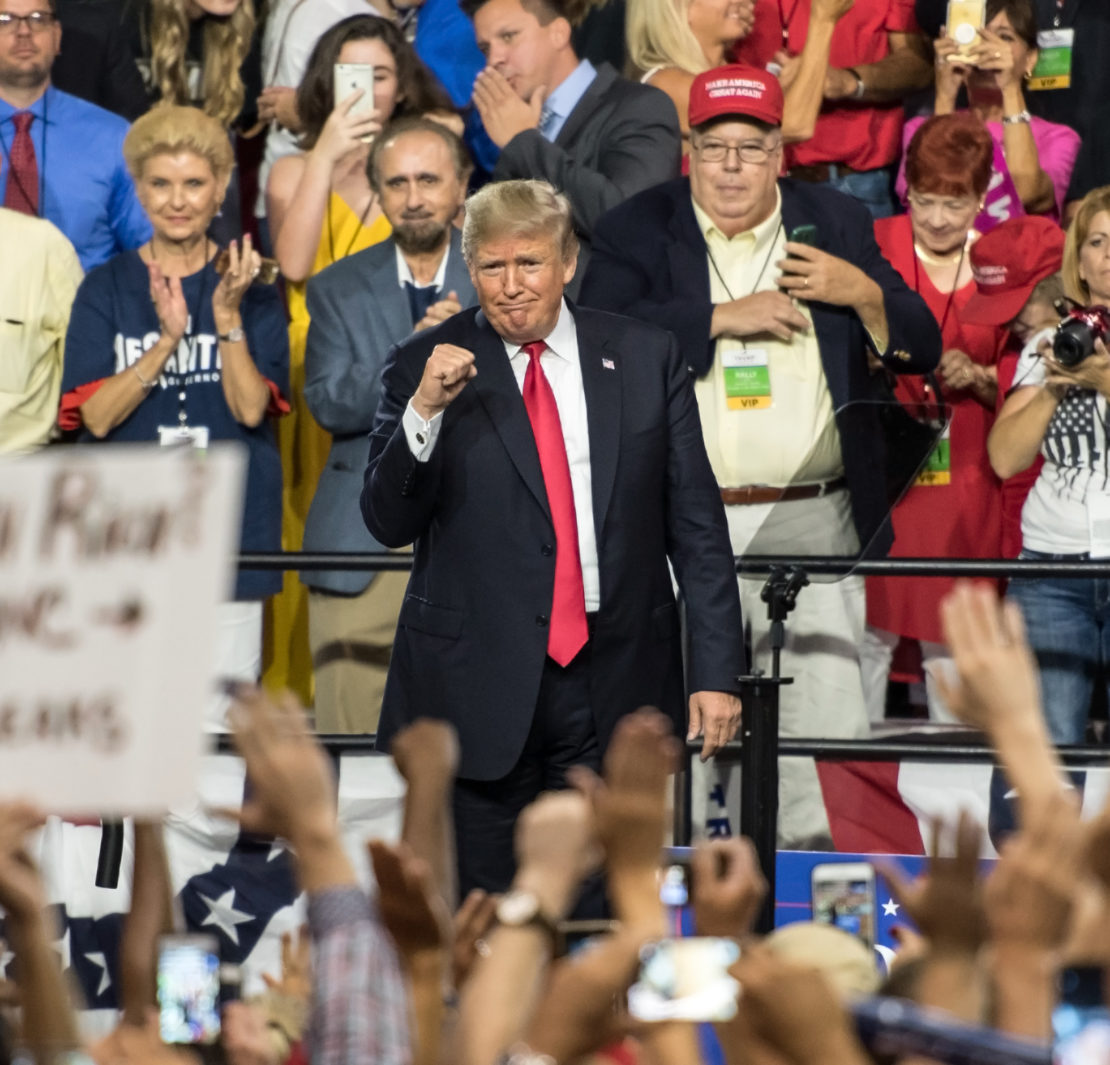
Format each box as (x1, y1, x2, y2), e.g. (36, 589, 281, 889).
(895, 112, 1080, 223)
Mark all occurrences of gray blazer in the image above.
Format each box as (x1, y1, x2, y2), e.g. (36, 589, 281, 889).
(491, 62, 681, 294)
(301, 232, 477, 594)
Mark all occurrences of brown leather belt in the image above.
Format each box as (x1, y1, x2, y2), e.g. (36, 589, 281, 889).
(788, 163, 862, 182)
(720, 477, 847, 506)
(313, 640, 393, 670)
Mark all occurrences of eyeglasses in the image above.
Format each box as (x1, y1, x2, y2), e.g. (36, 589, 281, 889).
(693, 139, 779, 165)
(0, 10, 55, 32)
(906, 192, 979, 218)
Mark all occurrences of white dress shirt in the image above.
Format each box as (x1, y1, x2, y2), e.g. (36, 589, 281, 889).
(402, 299, 600, 610)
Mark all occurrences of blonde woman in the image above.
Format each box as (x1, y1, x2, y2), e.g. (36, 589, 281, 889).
(628, 0, 854, 148)
(60, 105, 289, 730)
(132, 0, 259, 129)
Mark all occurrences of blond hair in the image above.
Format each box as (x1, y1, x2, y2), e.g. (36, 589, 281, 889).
(1063, 186, 1110, 305)
(148, 0, 256, 129)
(462, 180, 578, 265)
(124, 104, 235, 190)
(626, 0, 711, 78)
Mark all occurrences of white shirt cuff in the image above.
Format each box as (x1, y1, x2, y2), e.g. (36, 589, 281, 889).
(402, 400, 443, 462)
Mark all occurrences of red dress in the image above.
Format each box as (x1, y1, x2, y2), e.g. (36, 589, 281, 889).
(867, 215, 1006, 644)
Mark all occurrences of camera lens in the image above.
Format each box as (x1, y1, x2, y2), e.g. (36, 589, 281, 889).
(1054, 320, 1095, 368)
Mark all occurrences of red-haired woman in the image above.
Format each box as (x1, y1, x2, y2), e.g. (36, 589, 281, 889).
(862, 113, 1009, 722)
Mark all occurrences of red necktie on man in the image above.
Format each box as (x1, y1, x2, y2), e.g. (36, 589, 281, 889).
(520, 341, 589, 666)
(4, 112, 39, 215)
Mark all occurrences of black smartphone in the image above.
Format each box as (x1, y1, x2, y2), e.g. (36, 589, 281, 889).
(788, 223, 819, 247)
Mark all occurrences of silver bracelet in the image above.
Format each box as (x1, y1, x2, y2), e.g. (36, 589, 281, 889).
(1002, 109, 1032, 125)
(132, 364, 155, 391)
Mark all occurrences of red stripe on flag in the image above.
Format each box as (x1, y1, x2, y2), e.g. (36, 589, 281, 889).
(816, 760, 925, 854)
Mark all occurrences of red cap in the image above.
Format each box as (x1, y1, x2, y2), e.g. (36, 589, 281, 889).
(688, 64, 784, 129)
(962, 216, 1066, 325)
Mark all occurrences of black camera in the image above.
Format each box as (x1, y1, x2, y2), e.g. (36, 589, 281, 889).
(1053, 305, 1110, 367)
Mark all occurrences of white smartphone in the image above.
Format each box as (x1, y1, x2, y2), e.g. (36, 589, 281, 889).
(946, 0, 986, 54)
(157, 933, 222, 1046)
(627, 937, 741, 1023)
(333, 62, 377, 139)
(810, 861, 877, 951)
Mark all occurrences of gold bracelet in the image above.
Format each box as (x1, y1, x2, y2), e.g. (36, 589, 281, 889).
(133, 365, 154, 391)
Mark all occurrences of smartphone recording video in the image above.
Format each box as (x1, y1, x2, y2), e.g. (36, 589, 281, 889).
(628, 937, 741, 1023)
(157, 934, 222, 1046)
(810, 861, 877, 951)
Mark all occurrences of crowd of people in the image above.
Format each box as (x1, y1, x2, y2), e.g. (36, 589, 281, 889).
(0, 584, 1109, 1065)
(7, 0, 1110, 1056)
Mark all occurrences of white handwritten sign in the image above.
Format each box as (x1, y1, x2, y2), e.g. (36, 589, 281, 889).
(0, 444, 246, 815)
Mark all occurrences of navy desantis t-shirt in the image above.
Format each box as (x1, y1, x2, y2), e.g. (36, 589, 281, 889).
(62, 251, 289, 600)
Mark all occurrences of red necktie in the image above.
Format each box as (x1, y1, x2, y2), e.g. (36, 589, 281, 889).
(4, 112, 38, 216)
(521, 341, 589, 666)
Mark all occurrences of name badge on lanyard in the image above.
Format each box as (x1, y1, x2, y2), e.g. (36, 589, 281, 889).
(914, 421, 951, 487)
(158, 425, 210, 449)
(1029, 28, 1074, 90)
(723, 347, 772, 410)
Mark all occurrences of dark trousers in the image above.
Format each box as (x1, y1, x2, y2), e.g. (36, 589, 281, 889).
(453, 641, 601, 905)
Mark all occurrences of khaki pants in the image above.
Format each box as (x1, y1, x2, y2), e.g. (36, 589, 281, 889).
(308, 573, 409, 734)
(696, 491, 870, 849)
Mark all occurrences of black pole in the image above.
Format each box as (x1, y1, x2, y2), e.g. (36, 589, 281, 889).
(737, 673, 789, 934)
(95, 819, 125, 889)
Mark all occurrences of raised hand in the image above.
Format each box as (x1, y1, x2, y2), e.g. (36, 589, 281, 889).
(313, 89, 382, 165)
(877, 812, 985, 954)
(148, 261, 189, 344)
(472, 67, 544, 148)
(412, 343, 477, 419)
(691, 836, 767, 938)
(414, 291, 463, 334)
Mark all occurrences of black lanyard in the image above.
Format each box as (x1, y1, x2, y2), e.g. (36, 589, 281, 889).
(706, 220, 785, 351)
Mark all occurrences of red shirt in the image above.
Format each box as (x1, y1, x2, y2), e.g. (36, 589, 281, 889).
(734, 0, 919, 171)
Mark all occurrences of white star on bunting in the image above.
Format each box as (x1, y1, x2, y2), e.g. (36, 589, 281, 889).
(199, 887, 254, 946)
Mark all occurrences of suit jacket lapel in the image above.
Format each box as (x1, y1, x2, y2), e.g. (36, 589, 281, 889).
(578, 316, 620, 538)
(367, 245, 413, 342)
(443, 242, 472, 303)
(555, 63, 616, 148)
(468, 311, 552, 520)
(779, 181, 845, 390)
(667, 187, 717, 376)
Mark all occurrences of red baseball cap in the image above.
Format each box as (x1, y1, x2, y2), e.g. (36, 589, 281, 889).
(688, 64, 784, 129)
(962, 216, 1066, 325)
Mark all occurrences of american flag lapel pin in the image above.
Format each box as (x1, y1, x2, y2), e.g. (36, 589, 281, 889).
(602, 357, 615, 370)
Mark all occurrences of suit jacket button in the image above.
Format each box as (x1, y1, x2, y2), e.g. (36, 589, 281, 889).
(535, 615, 549, 627)
(541, 544, 553, 556)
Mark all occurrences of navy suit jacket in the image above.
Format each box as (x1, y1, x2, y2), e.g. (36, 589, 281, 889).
(361, 303, 745, 780)
(580, 178, 942, 555)
(302, 233, 476, 594)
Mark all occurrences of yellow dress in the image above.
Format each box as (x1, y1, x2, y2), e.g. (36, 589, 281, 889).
(263, 194, 392, 704)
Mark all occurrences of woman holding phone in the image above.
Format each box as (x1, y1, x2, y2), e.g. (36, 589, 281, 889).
(896, 0, 1078, 226)
(263, 15, 455, 702)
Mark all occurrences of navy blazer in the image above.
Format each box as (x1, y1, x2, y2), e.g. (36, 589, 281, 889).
(302, 233, 476, 594)
(580, 177, 942, 555)
(361, 303, 745, 780)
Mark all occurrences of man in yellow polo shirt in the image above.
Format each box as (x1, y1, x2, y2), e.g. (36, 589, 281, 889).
(0, 207, 82, 454)
(581, 64, 940, 847)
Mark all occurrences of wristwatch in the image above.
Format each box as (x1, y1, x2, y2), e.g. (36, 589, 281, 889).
(218, 326, 246, 343)
(495, 889, 560, 938)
